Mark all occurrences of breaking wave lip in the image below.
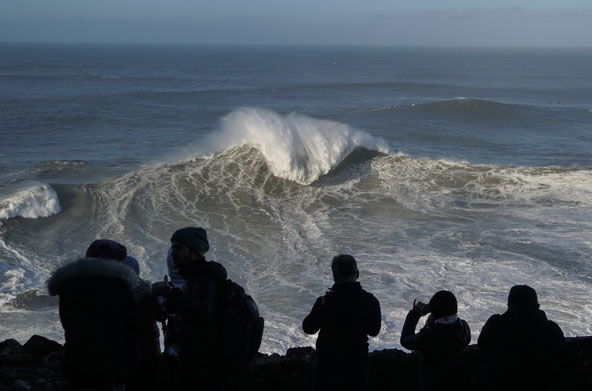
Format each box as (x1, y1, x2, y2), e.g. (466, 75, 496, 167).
(0, 182, 61, 220)
(203, 107, 390, 184)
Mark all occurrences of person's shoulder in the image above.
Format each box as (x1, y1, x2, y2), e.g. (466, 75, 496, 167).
(206, 260, 228, 280)
(360, 287, 379, 300)
(192, 260, 227, 283)
(546, 319, 565, 336)
(485, 313, 502, 323)
(359, 288, 381, 308)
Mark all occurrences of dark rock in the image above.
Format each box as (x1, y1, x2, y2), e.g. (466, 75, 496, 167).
(0, 353, 32, 366)
(9, 290, 59, 311)
(12, 380, 31, 391)
(24, 336, 62, 358)
(285, 346, 314, 361)
(0, 336, 591, 390)
(0, 339, 25, 356)
(42, 351, 64, 372)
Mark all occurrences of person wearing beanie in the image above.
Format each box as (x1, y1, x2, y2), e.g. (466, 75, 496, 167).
(478, 285, 566, 391)
(86, 239, 127, 261)
(401, 290, 471, 391)
(152, 226, 227, 391)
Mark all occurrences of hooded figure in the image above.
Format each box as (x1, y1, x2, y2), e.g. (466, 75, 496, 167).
(84, 239, 163, 391)
(48, 257, 140, 389)
(401, 290, 471, 391)
(478, 285, 566, 391)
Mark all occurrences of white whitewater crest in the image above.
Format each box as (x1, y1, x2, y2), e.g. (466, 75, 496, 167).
(207, 108, 390, 184)
(0, 182, 61, 220)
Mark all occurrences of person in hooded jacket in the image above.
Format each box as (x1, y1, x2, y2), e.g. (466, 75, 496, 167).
(84, 240, 164, 391)
(47, 251, 140, 390)
(400, 290, 471, 391)
(302, 254, 382, 391)
(477, 285, 566, 391)
(152, 227, 227, 391)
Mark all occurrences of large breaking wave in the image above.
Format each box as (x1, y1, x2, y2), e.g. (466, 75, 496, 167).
(205, 107, 390, 184)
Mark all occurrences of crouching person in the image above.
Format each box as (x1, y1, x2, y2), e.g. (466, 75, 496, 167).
(152, 227, 227, 391)
(47, 256, 140, 390)
(302, 255, 382, 391)
(400, 290, 471, 391)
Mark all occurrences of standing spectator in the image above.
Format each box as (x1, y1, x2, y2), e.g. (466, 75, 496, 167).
(85, 240, 163, 391)
(400, 290, 471, 390)
(478, 285, 567, 391)
(152, 227, 227, 391)
(47, 254, 140, 390)
(302, 254, 381, 391)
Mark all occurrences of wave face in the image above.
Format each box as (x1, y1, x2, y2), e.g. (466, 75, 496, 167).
(206, 108, 390, 184)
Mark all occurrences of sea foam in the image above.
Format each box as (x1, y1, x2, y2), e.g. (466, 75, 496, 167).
(206, 108, 390, 184)
(0, 183, 61, 220)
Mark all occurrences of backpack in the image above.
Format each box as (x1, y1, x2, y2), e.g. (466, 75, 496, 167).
(214, 278, 264, 372)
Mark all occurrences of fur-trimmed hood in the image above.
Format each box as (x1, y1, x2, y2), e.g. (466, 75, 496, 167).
(47, 257, 140, 296)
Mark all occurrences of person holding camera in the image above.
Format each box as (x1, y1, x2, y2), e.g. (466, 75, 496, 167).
(400, 290, 471, 391)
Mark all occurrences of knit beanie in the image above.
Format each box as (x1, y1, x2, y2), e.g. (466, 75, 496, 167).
(508, 285, 539, 309)
(429, 290, 458, 319)
(86, 239, 127, 261)
(171, 227, 209, 255)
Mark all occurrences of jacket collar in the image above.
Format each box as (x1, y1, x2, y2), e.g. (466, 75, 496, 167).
(330, 281, 362, 291)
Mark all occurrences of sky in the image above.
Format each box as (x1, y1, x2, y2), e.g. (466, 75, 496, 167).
(1, 0, 591, 47)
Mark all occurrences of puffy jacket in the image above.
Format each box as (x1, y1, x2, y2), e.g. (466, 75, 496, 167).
(478, 307, 566, 391)
(47, 257, 140, 387)
(401, 311, 471, 390)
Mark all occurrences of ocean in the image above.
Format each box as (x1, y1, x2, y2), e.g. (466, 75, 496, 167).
(0, 43, 591, 352)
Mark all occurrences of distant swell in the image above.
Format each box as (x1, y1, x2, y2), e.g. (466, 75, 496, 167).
(400, 98, 518, 116)
(205, 108, 390, 184)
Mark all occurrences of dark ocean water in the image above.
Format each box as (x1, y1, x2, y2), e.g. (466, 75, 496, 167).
(0, 44, 591, 351)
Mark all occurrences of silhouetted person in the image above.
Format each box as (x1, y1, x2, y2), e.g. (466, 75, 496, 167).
(86, 240, 163, 391)
(122, 257, 164, 391)
(302, 254, 381, 391)
(478, 285, 567, 391)
(401, 290, 471, 391)
(152, 227, 227, 391)
(47, 251, 140, 390)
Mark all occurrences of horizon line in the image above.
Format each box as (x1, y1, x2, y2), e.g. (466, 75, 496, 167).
(1, 40, 592, 49)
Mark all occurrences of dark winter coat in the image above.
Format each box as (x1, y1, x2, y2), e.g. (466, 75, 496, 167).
(162, 260, 227, 369)
(47, 257, 140, 387)
(477, 307, 566, 391)
(302, 282, 381, 390)
(401, 311, 471, 390)
(131, 280, 164, 360)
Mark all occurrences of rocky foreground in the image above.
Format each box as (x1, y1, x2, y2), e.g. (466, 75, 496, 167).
(1, 336, 591, 391)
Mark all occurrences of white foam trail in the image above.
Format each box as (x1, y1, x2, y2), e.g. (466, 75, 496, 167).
(0, 182, 61, 220)
(207, 108, 390, 184)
